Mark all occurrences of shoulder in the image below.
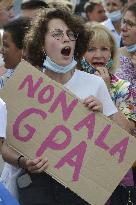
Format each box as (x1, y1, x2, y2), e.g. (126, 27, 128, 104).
(119, 47, 130, 57)
(101, 19, 112, 27)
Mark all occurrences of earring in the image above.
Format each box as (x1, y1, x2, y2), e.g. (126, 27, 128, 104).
(42, 49, 46, 62)
(21, 49, 26, 61)
(42, 48, 46, 56)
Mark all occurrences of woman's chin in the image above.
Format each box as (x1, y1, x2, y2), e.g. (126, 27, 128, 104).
(59, 59, 72, 67)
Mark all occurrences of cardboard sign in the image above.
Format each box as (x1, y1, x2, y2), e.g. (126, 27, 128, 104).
(0, 60, 136, 205)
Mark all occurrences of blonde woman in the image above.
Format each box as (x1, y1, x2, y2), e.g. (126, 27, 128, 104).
(79, 23, 135, 134)
(79, 23, 136, 204)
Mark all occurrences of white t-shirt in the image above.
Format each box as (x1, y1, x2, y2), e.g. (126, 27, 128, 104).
(102, 19, 121, 48)
(0, 99, 20, 198)
(0, 98, 7, 138)
(64, 69, 117, 116)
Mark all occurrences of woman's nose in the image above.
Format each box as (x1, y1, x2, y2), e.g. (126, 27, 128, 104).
(107, 5, 114, 13)
(63, 32, 70, 42)
(121, 22, 127, 31)
(94, 49, 102, 57)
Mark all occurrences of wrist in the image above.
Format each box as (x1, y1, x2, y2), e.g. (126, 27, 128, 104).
(17, 155, 27, 169)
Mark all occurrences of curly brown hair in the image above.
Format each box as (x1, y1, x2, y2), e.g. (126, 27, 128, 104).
(24, 8, 91, 68)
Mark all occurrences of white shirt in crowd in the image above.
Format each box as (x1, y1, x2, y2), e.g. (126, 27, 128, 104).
(0, 97, 7, 138)
(102, 18, 121, 47)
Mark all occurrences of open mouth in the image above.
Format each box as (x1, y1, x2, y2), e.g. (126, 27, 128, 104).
(92, 62, 104, 67)
(61, 46, 71, 56)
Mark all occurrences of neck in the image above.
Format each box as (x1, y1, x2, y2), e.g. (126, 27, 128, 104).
(129, 51, 135, 58)
(45, 69, 75, 85)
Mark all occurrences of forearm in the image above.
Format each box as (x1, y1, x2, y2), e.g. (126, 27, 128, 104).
(110, 110, 135, 135)
(1, 141, 27, 168)
(1, 142, 48, 172)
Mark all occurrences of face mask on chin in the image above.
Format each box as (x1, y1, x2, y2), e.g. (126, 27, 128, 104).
(106, 10, 122, 22)
(43, 56, 77, 74)
(126, 44, 136, 53)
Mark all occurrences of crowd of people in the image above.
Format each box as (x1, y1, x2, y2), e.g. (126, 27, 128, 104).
(0, 0, 135, 205)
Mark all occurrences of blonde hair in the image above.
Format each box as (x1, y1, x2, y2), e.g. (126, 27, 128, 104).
(0, 0, 13, 8)
(46, 0, 74, 12)
(85, 22, 120, 74)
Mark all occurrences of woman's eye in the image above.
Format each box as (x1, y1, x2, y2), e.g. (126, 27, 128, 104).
(88, 48, 95, 52)
(101, 47, 109, 51)
(106, 3, 110, 7)
(68, 31, 74, 37)
(52, 32, 61, 37)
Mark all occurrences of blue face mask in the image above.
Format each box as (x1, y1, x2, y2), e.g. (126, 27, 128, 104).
(106, 10, 122, 22)
(126, 44, 136, 53)
(43, 56, 77, 74)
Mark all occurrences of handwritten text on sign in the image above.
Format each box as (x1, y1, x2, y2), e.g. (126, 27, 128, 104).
(13, 74, 129, 182)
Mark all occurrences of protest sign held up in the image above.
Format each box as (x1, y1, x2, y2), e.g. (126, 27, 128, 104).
(1, 60, 136, 205)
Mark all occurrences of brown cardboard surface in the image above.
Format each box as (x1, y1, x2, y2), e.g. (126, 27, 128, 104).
(0, 60, 136, 205)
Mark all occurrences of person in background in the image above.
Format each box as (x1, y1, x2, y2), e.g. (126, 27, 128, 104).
(0, 0, 14, 28)
(127, 0, 136, 6)
(84, 0, 107, 23)
(78, 23, 136, 204)
(0, 16, 31, 89)
(0, 98, 20, 205)
(0, 16, 31, 199)
(74, 0, 88, 17)
(1, 8, 125, 205)
(79, 23, 135, 136)
(0, 0, 15, 78)
(116, 2, 136, 88)
(0, 181, 20, 205)
(21, 0, 49, 19)
(102, 0, 127, 47)
(116, 3, 136, 179)
(47, 0, 74, 12)
(0, 97, 7, 152)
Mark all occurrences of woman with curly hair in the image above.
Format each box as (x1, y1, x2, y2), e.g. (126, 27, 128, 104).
(1, 8, 130, 205)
